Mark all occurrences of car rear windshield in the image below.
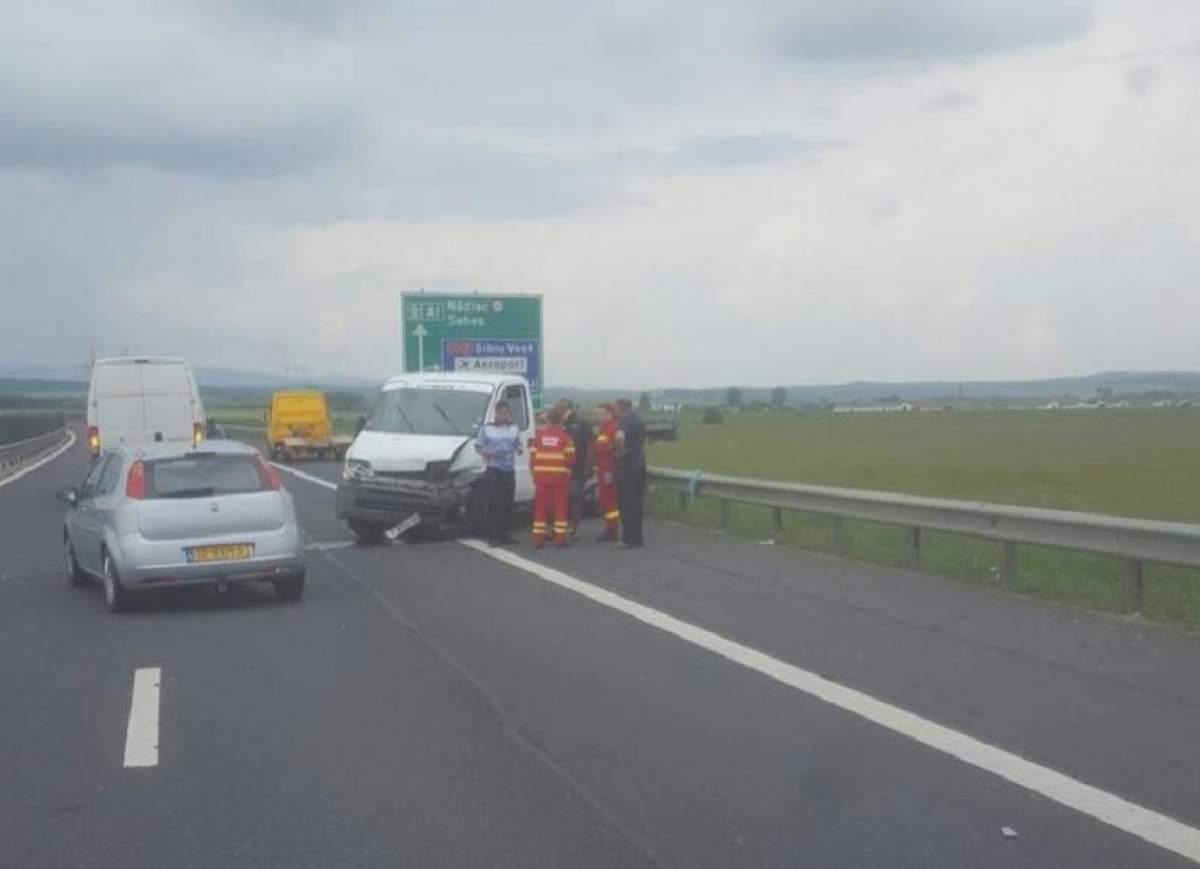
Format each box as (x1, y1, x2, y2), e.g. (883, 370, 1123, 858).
(145, 454, 270, 499)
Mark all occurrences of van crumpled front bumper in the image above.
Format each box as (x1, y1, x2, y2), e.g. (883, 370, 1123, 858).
(335, 473, 479, 528)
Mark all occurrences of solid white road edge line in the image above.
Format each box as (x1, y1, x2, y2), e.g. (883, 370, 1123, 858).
(0, 430, 77, 489)
(275, 462, 1200, 864)
(459, 539, 1200, 865)
(123, 667, 161, 769)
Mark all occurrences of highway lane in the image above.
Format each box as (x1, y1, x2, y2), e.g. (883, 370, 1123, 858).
(0, 438, 653, 868)
(3, 439, 1200, 866)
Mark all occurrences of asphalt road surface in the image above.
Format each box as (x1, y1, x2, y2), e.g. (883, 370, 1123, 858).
(3, 434, 1200, 867)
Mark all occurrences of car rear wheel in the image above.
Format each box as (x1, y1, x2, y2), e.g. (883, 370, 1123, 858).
(102, 554, 129, 613)
(347, 520, 386, 544)
(274, 571, 305, 602)
(65, 537, 88, 588)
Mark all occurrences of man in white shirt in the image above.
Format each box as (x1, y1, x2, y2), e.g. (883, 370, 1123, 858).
(474, 401, 523, 546)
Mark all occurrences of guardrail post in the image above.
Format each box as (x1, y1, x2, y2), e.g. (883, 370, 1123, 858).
(1001, 542, 1019, 585)
(772, 506, 783, 531)
(905, 527, 921, 569)
(1124, 559, 1144, 612)
(676, 490, 687, 511)
(832, 516, 847, 555)
(719, 499, 731, 528)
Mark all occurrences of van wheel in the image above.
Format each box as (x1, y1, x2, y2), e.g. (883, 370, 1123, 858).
(274, 571, 305, 602)
(102, 554, 129, 613)
(348, 521, 386, 544)
(65, 538, 88, 587)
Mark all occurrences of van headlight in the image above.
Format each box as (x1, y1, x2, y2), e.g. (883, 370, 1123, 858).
(344, 458, 373, 481)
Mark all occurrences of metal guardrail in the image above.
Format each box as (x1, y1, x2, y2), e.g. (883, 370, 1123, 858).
(0, 428, 69, 479)
(648, 467, 1200, 611)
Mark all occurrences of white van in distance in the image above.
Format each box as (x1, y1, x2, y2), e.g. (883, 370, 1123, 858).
(336, 372, 535, 541)
(87, 357, 207, 457)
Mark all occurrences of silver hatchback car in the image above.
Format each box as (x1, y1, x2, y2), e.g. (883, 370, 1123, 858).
(62, 441, 306, 612)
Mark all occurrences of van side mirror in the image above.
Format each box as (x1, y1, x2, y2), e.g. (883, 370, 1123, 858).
(59, 487, 79, 508)
(355, 415, 367, 436)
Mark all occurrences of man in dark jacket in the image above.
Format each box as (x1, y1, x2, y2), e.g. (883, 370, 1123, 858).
(558, 400, 594, 538)
(614, 398, 647, 548)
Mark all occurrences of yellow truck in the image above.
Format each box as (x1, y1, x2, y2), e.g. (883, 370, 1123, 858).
(266, 390, 353, 462)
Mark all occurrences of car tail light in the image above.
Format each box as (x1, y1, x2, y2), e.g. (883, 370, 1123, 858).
(87, 426, 101, 456)
(126, 461, 146, 499)
(255, 456, 282, 491)
(193, 422, 204, 447)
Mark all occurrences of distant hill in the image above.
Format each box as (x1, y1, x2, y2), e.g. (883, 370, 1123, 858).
(4, 369, 1199, 408)
(560, 371, 1200, 407)
(193, 367, 381, 390)
(0, 363, 381, 393)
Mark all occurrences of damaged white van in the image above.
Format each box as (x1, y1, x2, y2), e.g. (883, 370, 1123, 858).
(336, 373, 535, 541)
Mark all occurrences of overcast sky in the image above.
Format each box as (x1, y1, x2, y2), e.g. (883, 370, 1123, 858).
(3, 1, 1198, 388)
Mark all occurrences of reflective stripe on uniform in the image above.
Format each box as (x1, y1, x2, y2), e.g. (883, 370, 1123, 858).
(604, 510, 620, 520)
(534, 451, 566, 461)
(533, 466, 571, 474)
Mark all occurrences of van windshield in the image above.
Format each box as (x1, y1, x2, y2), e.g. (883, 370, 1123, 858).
(365, 388, 490, 437)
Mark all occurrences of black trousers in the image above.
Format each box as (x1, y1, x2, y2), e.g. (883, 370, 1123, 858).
(484, 467, 515, 541)
(617, 463, 646, 545)
(568, 474, 587, 529)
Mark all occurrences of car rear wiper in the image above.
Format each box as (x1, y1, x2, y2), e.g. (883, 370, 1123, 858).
(158, 487, 216, 499)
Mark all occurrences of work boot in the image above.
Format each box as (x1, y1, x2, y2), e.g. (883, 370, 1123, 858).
(555, 538, 569, 549)
(532, 538, 545, 550)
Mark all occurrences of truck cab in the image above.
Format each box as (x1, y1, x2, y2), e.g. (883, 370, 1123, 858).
(335, 372, 536, 540)
(266, 389, 352, 462)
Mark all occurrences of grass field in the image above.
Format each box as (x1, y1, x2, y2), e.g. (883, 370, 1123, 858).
(645, 408, 1200, 629)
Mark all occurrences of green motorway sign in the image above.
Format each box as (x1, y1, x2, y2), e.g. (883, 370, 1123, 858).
(401, 293, 545, 408)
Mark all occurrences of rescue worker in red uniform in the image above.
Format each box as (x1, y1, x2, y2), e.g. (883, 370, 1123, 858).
(593, 403, 621, 541)
(529, 406, 576, 548)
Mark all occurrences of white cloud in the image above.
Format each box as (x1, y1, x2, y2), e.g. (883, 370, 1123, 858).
(2, 0, 1199, 389)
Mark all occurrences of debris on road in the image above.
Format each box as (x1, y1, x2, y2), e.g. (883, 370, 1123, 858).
(384, 513, 422, 543)
(757, 538, 777, 546)
(1001, 826, 1019, 839)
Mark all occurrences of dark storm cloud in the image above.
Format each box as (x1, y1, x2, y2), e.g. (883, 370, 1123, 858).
(0, 108, 349, 179)
(771, 0, 1092, 65)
